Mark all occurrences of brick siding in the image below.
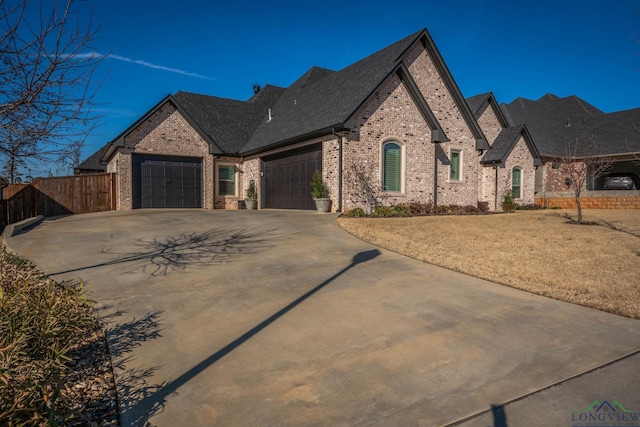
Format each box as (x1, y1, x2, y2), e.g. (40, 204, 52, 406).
(405, 43, 479, 206)
(108, 104, 214, 210)
(476, 102, 502, 145)
(338, 42, 482, 212)
(342, 74, 433, 212)
(542, 160, 582, 193)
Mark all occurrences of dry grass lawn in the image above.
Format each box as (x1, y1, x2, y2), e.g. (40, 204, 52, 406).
(338, 209, 640, 319)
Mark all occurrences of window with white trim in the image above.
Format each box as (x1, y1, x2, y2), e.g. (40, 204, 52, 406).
(218, 165, 236, 196)
(382, 141, 402, 192)
(512, 167, 522, 199)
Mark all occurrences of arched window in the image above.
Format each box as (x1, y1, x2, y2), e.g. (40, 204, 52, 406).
(383, 142, 401, 192)
(512, 167, 522, 199)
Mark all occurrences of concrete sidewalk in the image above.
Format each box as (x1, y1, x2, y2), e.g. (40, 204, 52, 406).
(6, 209, 640, 426)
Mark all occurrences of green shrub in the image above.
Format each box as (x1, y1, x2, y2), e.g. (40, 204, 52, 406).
(310, 170, 329, 199)
(348, 207, 366, 217)
(0, 244, 92, 425)
(500, 190, 519, 213)
(245, 181, 257, 199)
(390, 205, 410, 217)
(371, 206, 393, 217)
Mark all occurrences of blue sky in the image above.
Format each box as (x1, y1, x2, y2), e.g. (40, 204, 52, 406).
(53, 1, 640, 162)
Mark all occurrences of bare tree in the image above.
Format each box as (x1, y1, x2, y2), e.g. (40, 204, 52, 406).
(550, 130, 613, 223)
(0, 0, 103, 182)
(347, 160, 388, 214)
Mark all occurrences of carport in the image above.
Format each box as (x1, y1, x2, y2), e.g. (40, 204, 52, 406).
(591, 159, 640, 190)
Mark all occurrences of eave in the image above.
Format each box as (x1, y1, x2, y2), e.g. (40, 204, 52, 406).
(240, 124, 347, 157)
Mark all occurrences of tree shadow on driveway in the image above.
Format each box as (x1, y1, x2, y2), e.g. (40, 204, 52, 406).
(50, 227, 290, 278)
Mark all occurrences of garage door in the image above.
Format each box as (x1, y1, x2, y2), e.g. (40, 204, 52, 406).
(132, 155, 202, 208)
(263, 144, 322, 210)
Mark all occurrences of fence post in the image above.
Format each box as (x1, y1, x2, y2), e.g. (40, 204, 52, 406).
(110, 173, 117, 210)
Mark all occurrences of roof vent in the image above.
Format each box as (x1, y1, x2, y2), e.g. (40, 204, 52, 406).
(253, 85, 261, 94)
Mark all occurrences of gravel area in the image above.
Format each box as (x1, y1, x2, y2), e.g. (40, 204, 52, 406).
(57, 307, 120, 426)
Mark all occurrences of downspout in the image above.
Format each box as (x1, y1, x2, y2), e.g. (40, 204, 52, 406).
(433, 144, 438, 209)
(331, 128, 343, 212)
(494, 163, 499, 211)
(213, 155, 220, 209)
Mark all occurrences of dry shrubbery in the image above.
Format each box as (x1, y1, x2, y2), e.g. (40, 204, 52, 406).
(0, 243, 93, 425)
(348, 201, 490, 218)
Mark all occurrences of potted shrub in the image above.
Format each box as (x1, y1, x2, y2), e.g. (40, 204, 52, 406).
(311, 170, 331, 213)
(245, 181, 257, 210)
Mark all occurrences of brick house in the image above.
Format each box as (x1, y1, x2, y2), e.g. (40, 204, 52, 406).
(84, 29, 618, 212)
(500, 94, 640, 197)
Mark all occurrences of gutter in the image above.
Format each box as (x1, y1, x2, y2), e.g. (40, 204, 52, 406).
(240, 125, 344, 157)
(331, 128, 343, 212)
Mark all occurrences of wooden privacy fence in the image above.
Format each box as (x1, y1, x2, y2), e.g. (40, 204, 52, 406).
(1, 173, 116, 232)
(1, 183, 28, 199)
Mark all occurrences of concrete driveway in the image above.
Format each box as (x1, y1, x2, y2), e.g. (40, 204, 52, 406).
(6, 209, 640, 426)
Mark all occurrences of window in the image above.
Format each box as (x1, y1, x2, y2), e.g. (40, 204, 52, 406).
(512, 167, 522, 199)
(383, 142, 402, 192)
(218, 165, 236, 195)
(450, 150, 461, 181)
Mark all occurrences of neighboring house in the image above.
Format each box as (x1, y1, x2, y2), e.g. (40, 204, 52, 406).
(500, 94, 640, 193)
(86, 28, 635, 212)
(467, 92, 542, 209)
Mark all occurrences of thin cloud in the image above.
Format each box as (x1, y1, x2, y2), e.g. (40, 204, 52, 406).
(76, 52, 216, 81)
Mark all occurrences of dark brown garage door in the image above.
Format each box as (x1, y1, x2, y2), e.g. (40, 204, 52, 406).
(132, 154, 202, 208)
(263, 144, 321, 210)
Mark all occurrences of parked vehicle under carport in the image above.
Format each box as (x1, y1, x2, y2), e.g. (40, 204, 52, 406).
(603, 173, 639, 190)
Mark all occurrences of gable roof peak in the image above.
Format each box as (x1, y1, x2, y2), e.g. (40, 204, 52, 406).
(466, 92, 493, 116)
(538, 93, 559, 101)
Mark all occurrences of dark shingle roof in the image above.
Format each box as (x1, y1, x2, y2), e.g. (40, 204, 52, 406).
(582, 108, 640, 156)
(481, 125, 524, 163)
(241, 30, 424, 153)
(501, 94, 640, 157)
(174, 85, 285, 154)
(466, 92, 492, 118)
(75, 143, 109, 173)
(501, 94, 604, 156)
(481, 125, 542, 166)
